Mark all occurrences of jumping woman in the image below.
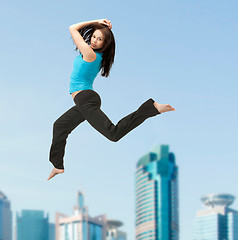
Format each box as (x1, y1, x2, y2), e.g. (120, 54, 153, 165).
(47, 18, 175, 181)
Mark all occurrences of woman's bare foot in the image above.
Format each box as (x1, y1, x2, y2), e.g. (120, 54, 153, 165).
(47, 168, 64, 181)
(153, 102, 175, 113)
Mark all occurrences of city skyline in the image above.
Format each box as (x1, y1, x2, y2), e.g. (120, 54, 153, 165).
(1, 0, 238, 239)
(2, 189, 238, 239)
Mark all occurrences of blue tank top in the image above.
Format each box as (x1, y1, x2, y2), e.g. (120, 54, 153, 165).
(69, 51, 103, 94)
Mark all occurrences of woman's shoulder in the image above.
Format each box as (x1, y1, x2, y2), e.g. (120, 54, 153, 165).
(95, 51, 103, 56)
(95, 51, 103, 60)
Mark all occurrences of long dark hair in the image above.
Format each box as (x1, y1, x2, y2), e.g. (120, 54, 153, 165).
(70, 22, 116, 78)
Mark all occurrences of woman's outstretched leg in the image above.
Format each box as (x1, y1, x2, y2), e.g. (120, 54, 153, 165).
(48, 105, 85, 180)
(74, 90, 175, 143)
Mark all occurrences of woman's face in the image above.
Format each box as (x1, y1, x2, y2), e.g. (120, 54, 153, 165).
(90, 30, 105, 50)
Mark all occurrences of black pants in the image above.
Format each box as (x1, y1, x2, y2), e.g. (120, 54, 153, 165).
(49, 90, 160, 169)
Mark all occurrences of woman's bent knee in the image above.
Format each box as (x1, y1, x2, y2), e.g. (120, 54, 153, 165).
(109, 135, 120, 142)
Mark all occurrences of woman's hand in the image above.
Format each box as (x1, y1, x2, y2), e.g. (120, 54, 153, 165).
(98, 18, 112, 30)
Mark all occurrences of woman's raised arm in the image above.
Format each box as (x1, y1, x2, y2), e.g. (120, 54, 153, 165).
(69, 18, 112, 31)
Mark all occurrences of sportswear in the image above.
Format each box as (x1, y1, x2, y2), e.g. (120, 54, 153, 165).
(69, 51, 103, 93)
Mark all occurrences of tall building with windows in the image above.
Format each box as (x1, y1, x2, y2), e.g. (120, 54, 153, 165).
(135, 144, 179, 240)
(16, 210, 49, 240)
(193, 193, 238, 240)
(107, 220, 127, 240)
(49, 223, 55, 240)
(0, 191, 12, 240)
(55, 190, 127, 240)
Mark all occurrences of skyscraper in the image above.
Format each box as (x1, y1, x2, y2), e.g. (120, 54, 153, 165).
(0, 191, 12, 240)
(16, 210, 49, 240)
(55, 190, 127, 240)
(107, 220, 127, 240)
(135, 144, 179, 240)
(48, 223, 55, 240)
(193, 193, 238, 240)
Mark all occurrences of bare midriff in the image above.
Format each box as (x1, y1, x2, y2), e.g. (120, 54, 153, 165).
(71, 90, 83, 100)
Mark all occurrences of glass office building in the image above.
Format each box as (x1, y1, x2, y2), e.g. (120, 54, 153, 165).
(135, 144, 179, 240)
(107, 220, 127, 240)
(0, 191, 12, 240)
(56, 191, 127, 240)
(193, 193, 238, 240)
(17, 210, 49, 240)
(48, 223, 55, 240)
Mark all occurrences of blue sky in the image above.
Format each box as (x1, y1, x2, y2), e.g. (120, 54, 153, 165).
(0, 0, 238, 239)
